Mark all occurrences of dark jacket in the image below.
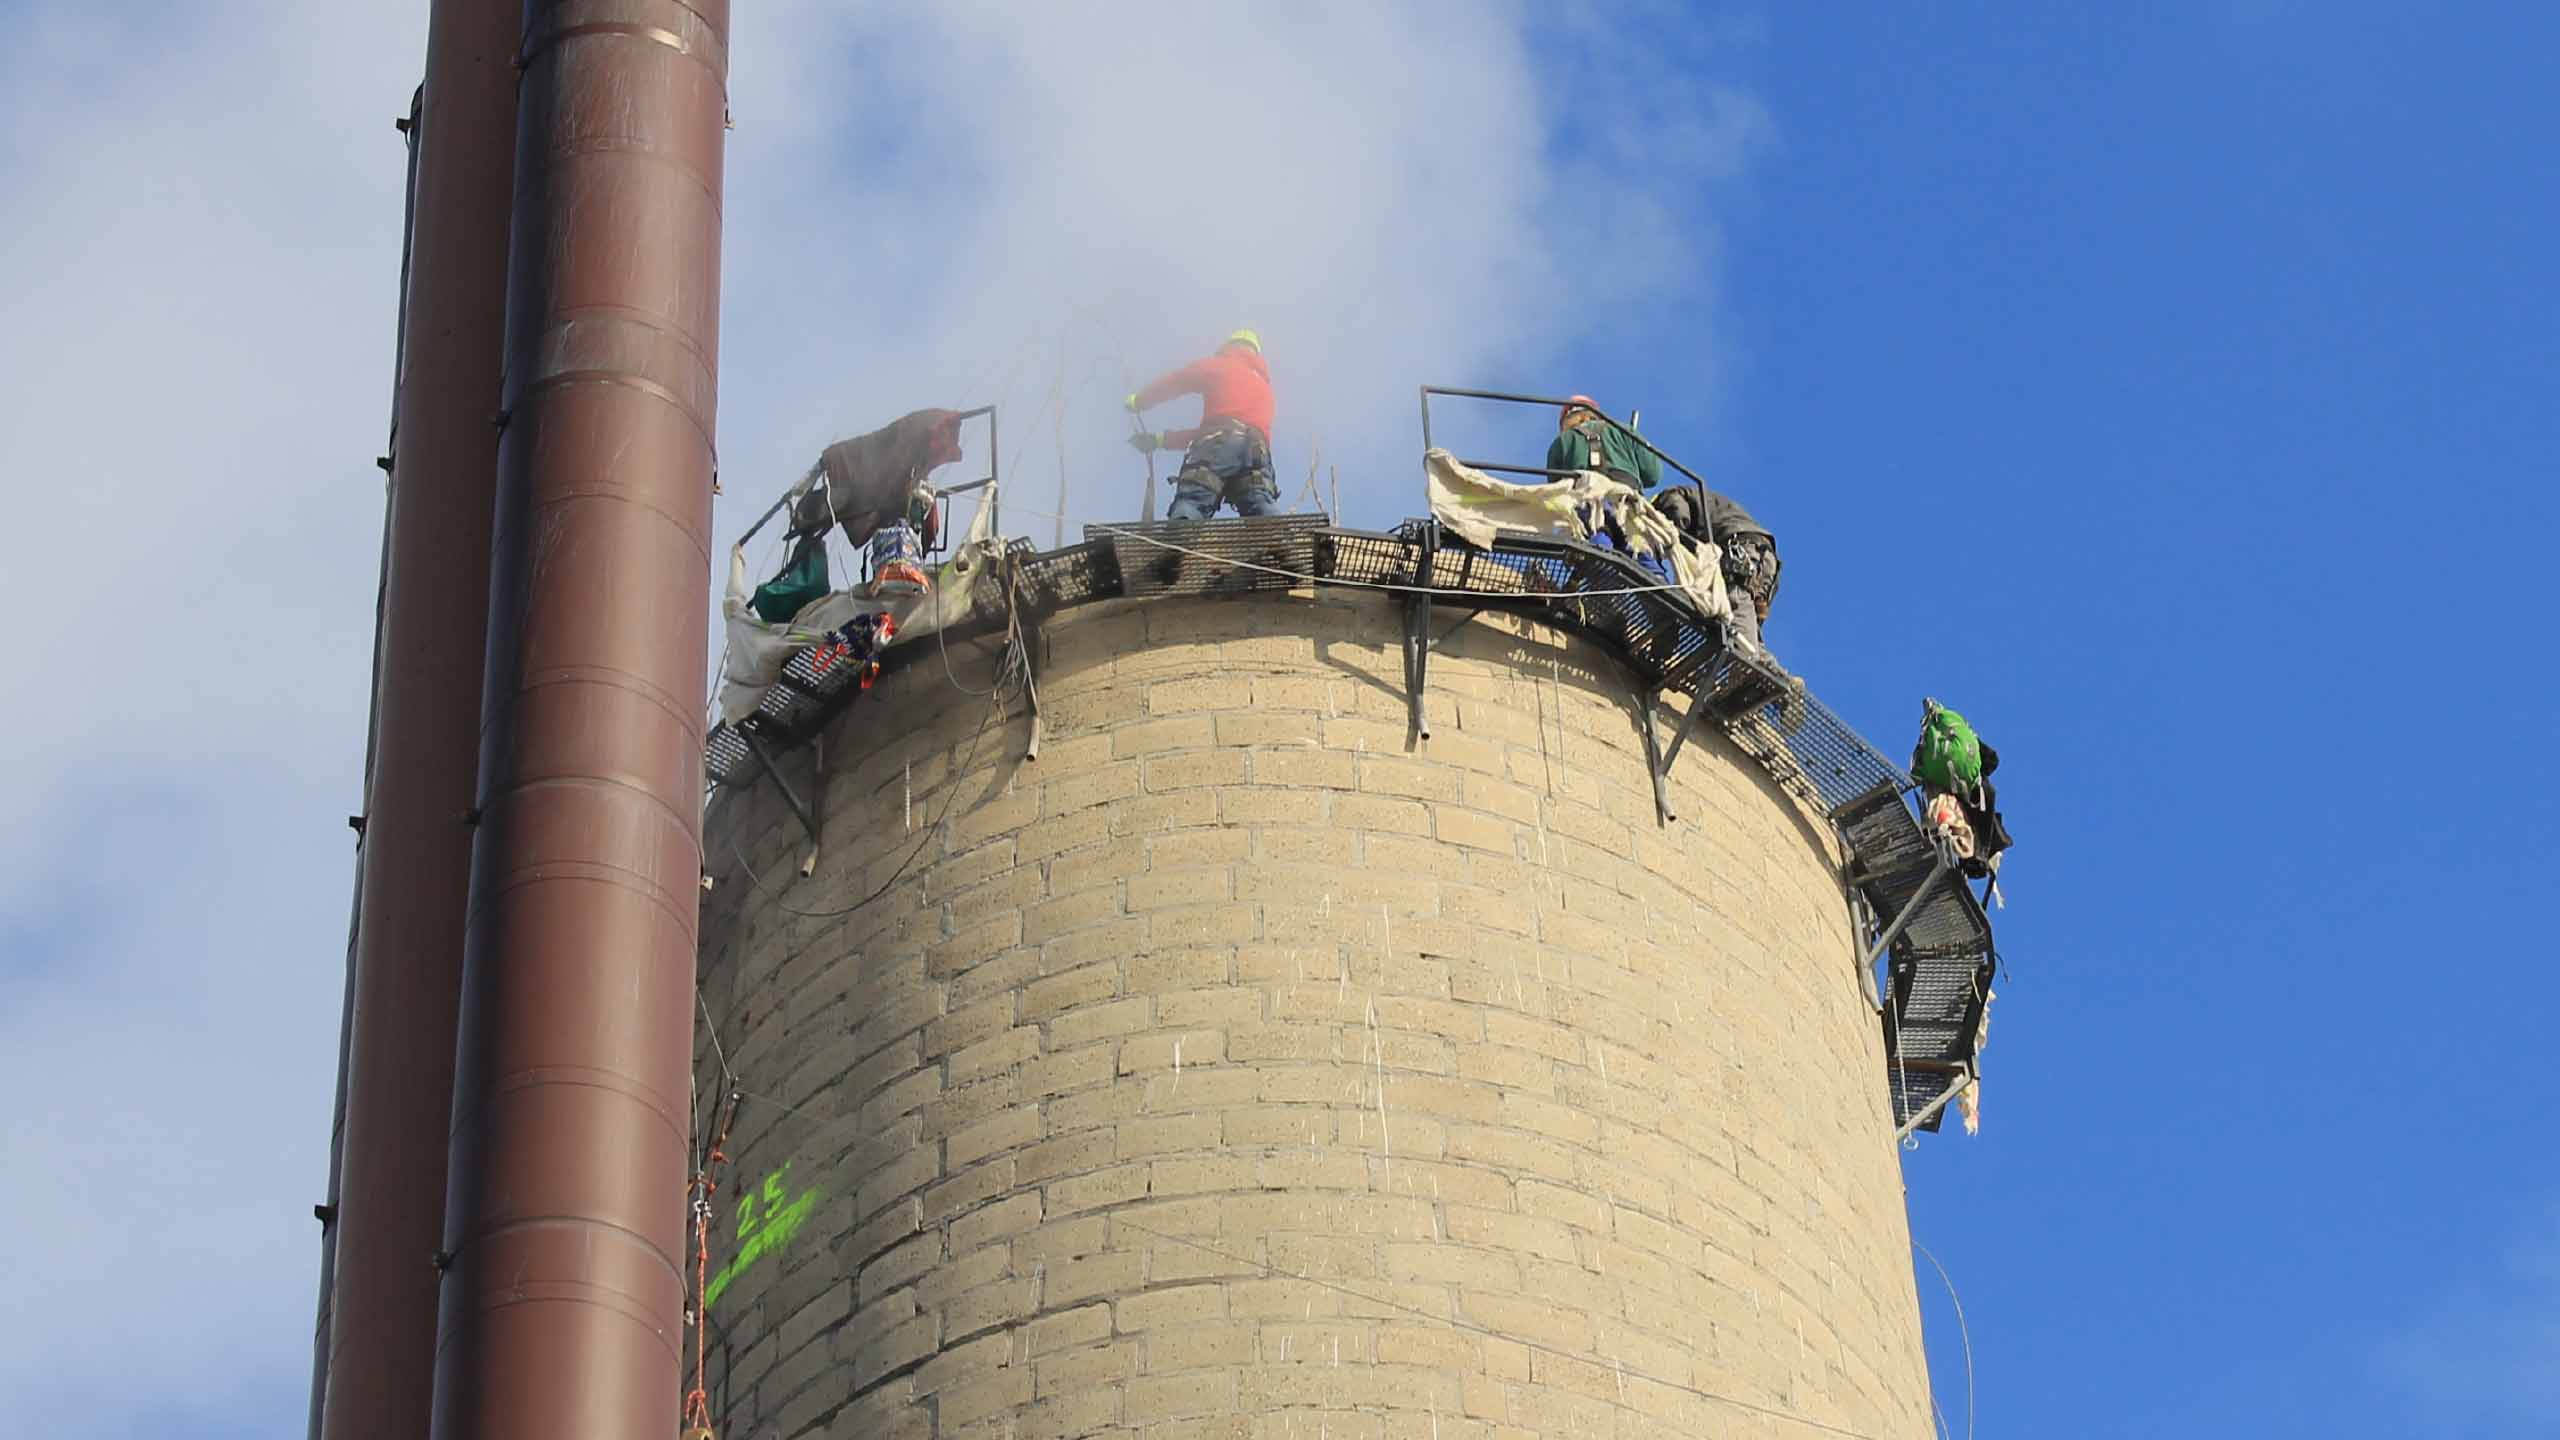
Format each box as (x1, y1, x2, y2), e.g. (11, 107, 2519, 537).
(1652, 483, 1774, 546)
(791, 408, 962, 547)
(1703, 488, 1772, 545)
(1545, 419, 1662, 490)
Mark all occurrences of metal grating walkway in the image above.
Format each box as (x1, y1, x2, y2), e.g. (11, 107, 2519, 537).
(704, 539, 1039, 787)
(703, 512, 1999, 1141)
(1836, 782, 1998, 1133)
(1091, 515, 1330, 598)
(1325, 522, 1727, 687)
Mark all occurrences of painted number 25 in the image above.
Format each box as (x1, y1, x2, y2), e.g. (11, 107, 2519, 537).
(734, 1164, 790, 1241)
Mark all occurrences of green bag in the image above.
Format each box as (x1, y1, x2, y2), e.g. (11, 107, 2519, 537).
(750, 536, 832, 624)
(1912, 699, 1983, 794)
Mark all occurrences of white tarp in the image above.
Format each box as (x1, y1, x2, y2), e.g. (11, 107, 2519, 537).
(1422, 448, 1729, 620)
(1959, 988, 1995, 1136)
(717, 488, 1006, 723)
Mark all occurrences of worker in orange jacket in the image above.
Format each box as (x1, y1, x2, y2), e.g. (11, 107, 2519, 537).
(1125, 329, 1277, 520)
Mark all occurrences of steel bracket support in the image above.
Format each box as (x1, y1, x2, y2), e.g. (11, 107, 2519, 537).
(741, 726, 821, 875)
(1019, 611, 1045, 763)
(1401, 521, 1439, 740)
(1636, 688, 1672, 826)
(1634, 688, 1713, 827)
(1892, 1066, 1973, 1143)
(1861, 850, 1954, 973)
(1658, 690, 1715, 779)
(1432, 604, 1489, 654)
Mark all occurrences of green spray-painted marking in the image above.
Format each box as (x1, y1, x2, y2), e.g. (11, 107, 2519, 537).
(706, 1162, 821, 1308)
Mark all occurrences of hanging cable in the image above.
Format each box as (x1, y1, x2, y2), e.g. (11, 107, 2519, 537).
(1886, 960, 1916, 1151)
(1289, 434, 1326, 515)
(724, 649, 1017, 920)
(933, 580, 1029, 699)
(1050, 336, 1070, 549)
(1913, 1239, 1977, 1440)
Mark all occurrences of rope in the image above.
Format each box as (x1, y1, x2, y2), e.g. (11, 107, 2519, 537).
(681, 1089, 740, 1440)
(1289, 434, 1326, 516)
(692, 987, 739, 1170)
(1914, 1239, 1977, 1440)
(933, 571, 1031, 699)
(1886, 954, 1916, 1151)
(724, 655, 1015, 920)
(730, 1087, 835, 1132)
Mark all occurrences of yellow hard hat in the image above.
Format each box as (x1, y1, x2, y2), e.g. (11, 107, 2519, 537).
(1225, 328, 1262, 353)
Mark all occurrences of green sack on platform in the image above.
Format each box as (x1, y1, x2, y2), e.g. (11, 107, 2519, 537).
(749, 537, 831, 624)
(1912, 699, 1983, 794)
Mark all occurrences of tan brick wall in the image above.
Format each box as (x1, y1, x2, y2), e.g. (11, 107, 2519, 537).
(697, 588, 1932, 1439)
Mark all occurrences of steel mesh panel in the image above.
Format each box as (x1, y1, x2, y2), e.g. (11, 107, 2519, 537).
(779, 646, 854, 699)
(1838, 783, 1991, 968)
(1543, 550, 1691, 683)
(1838, 781, 1997, 1127)
(1415, 541, 1549, 597)
(1883, 1061, 1967, 1132)
(1426, 533, 1579, 590)
(1316, 527, 1422, 588)
(1407, 529, 1721, 689)
(1089, 515, 1329, 597)
(1887, 961, 1994, 1091)
(1318, 524, 1712, 693)
(754, 678, 813, 729)
(705, 721, 751, 787)
(1843, 824, 1991, 967)
(1900, 886, 1994, 963)
(1837, 783, 1932, 877)
(1891, 1024, 1969, 1070)
(1891, 953, 1995, 1045)
(1723, 684, 1912, 814)
(1014, 539, 1122, 611)
(1681, 646, 1788, 724)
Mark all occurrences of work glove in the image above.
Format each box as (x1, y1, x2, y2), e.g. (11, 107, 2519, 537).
(1123, 392, 1142, 413)
(1126, 430, 1161, 453)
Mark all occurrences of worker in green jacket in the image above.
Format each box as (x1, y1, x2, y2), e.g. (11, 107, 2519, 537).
(1545, 394, 1661, 490)
(1549, 394, 1784, 658)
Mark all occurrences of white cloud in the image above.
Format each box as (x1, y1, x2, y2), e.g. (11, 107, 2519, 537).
(0, 3, 1762, 1434)
(0, 3, 421, 1434)
(711, 0, 1770, 545)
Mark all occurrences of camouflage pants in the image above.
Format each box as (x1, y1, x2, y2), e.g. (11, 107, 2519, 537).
(1720, 534, 1780, 643)
(1167, 421, 1278, 520)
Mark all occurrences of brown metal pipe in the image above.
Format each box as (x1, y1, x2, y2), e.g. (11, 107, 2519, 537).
(318, 5, 519, 1438)
(431, 2, 729, 1435)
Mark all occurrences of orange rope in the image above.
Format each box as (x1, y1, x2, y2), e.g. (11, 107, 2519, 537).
(682, 1092, 740, 1440)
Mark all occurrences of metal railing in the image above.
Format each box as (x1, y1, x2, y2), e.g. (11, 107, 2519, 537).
(1417, 385, 1712, 513)
(734, 404, 1002, 563)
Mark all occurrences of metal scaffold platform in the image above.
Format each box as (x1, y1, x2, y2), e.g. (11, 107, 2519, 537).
(1836, 783, 1998, 1134)
(705, 511, 1999, 1141)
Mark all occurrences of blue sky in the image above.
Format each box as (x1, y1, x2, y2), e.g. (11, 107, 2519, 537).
(2, 4, 2552, 1437)
(1699, 9, 2560, 1437)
